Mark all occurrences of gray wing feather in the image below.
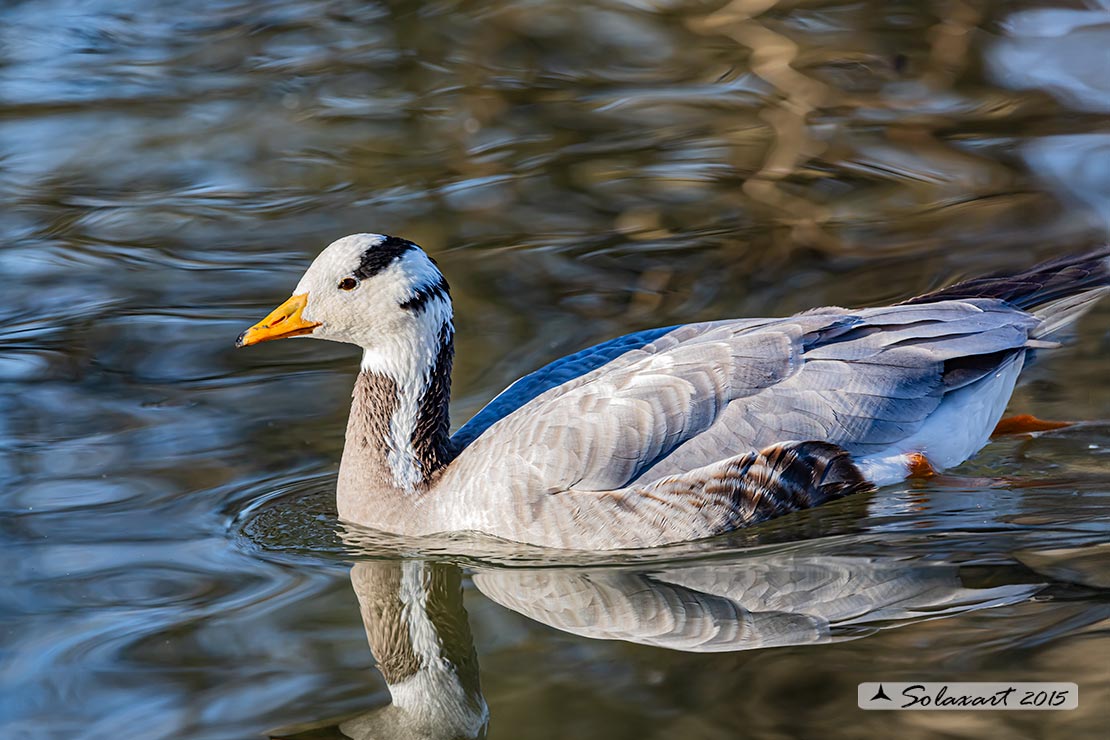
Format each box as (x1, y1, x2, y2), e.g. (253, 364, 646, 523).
(451, 320, 771, 447)
(448, 299, 1040, 494)
(452, 323, 798, 493)
(635, 301, 1038, 481)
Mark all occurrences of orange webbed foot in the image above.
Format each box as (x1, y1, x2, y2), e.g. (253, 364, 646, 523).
(992, 414, 1072, 436)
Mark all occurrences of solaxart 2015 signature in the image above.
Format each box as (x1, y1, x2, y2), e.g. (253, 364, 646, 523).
(858, 682, 1078, 710)
(900, 684, 1071, 709)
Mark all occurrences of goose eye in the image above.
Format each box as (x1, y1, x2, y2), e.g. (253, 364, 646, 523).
(338, 277, 359, 291)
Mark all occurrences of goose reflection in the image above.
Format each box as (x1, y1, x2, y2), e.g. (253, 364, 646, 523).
(274, 560, 488, 740)
(274, 545, 1035, 738)
(347, 561, 488, 739)
(472, 552, 1037, 652)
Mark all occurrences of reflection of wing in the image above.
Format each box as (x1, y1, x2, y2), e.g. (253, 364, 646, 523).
(1015, 543, 1110, 589)
(472, 554, 1038, 652)
(474, 568, 824, 651)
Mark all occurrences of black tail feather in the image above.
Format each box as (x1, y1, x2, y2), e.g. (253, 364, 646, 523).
(904, 247, 1110, 312)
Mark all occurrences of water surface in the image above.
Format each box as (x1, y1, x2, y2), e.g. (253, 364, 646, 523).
(2, 1, 1110, 738)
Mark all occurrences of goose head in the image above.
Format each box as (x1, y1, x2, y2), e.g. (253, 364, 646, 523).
(237, 234, 457, 495)
(236, 233, 453, 374)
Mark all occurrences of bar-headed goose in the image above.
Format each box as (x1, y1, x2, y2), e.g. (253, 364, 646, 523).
(237, 234, 1109, 550)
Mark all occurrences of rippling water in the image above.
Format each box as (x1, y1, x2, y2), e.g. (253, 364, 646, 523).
(3, 1, 1110, 738)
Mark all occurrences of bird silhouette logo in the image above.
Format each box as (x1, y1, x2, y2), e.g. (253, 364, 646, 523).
(870, 684, 892, 702)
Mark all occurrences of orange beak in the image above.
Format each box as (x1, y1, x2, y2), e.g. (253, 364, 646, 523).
(236, 293, 320, 347)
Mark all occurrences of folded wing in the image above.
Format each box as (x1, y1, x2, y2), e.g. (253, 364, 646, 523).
(450, 299, 1039, 494)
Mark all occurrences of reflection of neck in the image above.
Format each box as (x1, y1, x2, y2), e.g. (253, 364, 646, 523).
(348, 561, 487, 739)
(348, 324, 456, 494)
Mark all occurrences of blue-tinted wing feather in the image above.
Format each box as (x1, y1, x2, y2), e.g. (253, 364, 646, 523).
(452, 326, 677, 448)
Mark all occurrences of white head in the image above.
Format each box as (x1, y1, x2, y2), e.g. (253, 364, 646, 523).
(237, 233, 454, 375)
(239, 234, 456, 493)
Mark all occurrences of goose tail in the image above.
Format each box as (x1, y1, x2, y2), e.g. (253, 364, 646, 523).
(905, 248, 1110, 341)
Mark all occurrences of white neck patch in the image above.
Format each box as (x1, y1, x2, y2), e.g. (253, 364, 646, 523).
(360, 265, 453, 494)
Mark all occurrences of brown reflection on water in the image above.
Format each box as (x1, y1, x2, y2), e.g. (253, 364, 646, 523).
(692, 0, 838, 249)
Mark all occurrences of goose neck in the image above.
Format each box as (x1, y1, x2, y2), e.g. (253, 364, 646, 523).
(347, 324, 455, 494)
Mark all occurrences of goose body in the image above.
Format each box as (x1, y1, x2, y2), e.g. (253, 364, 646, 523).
(238, 235, 1110, 550)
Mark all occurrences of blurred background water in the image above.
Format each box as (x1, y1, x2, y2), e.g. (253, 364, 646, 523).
(2, 0, 1110, 738)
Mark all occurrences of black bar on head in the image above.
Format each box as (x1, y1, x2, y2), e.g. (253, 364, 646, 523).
(353, 235, 417, 280)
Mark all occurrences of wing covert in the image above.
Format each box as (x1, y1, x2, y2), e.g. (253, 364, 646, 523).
(447, 299, 1040, 494)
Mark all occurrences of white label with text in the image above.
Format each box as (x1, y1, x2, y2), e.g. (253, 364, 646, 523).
(857, 682, 1078, 710)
